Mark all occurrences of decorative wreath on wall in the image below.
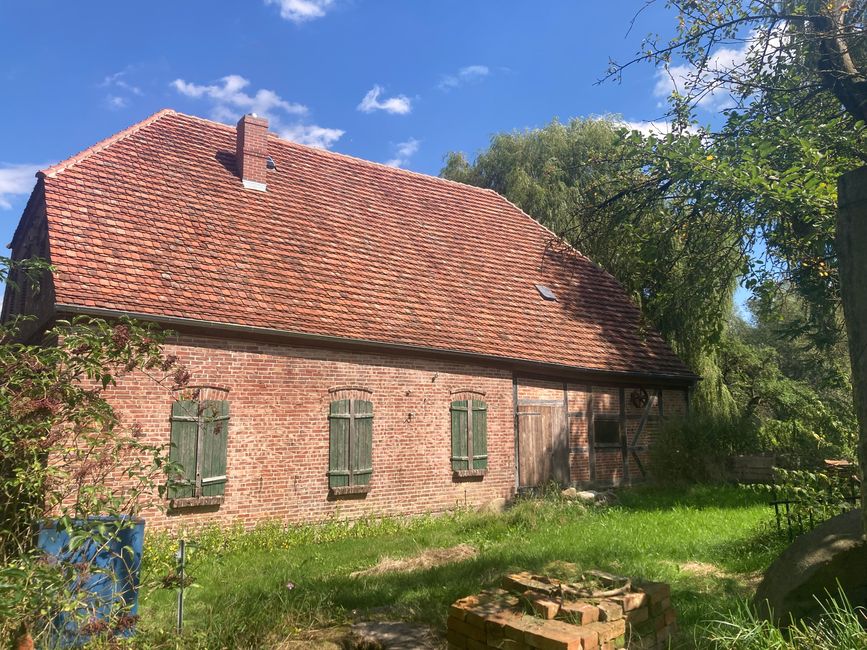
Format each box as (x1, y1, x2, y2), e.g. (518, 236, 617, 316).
(630, 388, 650, 409)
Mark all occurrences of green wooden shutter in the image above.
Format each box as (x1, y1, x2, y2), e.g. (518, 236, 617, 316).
(472, 400, 488, 470)
(200, 400, 229, 497)
(169, 400, 198, 499)
(353, 399, 373, 486)
(451, 400, 469, 471)
(329, 399, 351, 488)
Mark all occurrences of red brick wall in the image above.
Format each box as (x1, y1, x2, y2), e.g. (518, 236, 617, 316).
(106, 333, 517, 530)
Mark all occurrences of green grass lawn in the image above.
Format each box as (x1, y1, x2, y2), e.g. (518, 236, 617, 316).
(134, 485, 784, 649)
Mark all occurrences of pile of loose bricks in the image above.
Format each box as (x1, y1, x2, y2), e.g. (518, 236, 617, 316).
(447, 568, 676, 650)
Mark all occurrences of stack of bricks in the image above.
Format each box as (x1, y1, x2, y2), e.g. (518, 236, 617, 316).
(447, 569, 676, 650)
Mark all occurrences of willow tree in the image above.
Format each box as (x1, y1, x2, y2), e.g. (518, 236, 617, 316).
(442, 118, 744, 416)
(606, 0, 867, 530)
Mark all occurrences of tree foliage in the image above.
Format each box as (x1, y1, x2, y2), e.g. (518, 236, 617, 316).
(442, 118, 743, 415)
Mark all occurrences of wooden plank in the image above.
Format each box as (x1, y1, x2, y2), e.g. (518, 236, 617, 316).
(517, 407, 542, 487)
(587, 387, 596, 483)
(328, 399, 351, 488)
(200, 400, 229, 497)
(472, 400, 488, 470)
(563, 383, 571, 484)
(512, 378, 519, 491)
(170, 400, 199, 499)
(451, 401, 469, 471)
(353, 399, 373, 486)
(619, 387, 629, 484)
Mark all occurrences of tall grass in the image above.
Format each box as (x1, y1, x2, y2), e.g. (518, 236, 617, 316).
(703, 589, 867, 649)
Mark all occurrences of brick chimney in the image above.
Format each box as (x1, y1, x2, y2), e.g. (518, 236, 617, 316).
(236, 113, 269, 191)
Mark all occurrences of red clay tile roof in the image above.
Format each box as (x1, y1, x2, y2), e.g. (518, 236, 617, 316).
(34, 109, 694, 380)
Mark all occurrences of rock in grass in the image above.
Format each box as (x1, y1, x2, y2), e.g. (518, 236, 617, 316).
(478, 497, 507, 514)
(576, 490, 598, 503)
(753, 508, 867, 627)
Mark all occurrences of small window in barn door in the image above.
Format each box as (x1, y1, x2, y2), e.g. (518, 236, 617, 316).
(169, 399, 230, 507)
(451, 400, 488, 478)
(328, 398, 373, 495)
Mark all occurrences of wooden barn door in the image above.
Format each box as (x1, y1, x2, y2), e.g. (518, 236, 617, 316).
(517, 401, 570, 489)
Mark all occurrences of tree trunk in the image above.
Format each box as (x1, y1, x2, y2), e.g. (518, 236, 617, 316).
(836, 165, 867, 538)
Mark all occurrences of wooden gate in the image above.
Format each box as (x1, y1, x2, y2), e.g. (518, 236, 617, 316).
(517, 401, 570, 488)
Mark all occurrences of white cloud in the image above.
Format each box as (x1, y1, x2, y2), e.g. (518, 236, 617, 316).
(106, 95, 128, 110)
(653, 26, 788, 111)
(438, 64, 490, 91)
(279, 123, 345, 149)
(0, 163, 44, 209)
(172, 75, 308, 119)
(384, 138, 420, 168)
(357, 85, 412, 115)
(264, 0, 334, 23)
(101, 69, 142, 96)
(100, 68, 142, 110)
(171, 74, 345, 150)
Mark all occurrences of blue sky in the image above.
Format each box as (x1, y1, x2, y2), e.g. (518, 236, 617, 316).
(0, 0, 746, 302)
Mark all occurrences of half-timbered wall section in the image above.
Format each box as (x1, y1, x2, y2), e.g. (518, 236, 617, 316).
(516, 379, 689, 488)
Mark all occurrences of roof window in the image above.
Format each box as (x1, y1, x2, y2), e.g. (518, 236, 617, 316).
(535, 284, 557, 301)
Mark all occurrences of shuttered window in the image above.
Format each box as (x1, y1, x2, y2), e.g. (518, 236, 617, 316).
(169, 399, 229, 504)
(328, 398, 373, 494)
(451, 400, 488, 476)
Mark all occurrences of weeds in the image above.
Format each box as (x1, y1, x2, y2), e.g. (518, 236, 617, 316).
(703, 589, 867, 649)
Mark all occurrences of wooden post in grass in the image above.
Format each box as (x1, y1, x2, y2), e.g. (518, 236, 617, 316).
(836, 166, 867, 539)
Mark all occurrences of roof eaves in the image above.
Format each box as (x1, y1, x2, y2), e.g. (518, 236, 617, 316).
(54, 302, 701, 384)
(39, 108, 177, 179)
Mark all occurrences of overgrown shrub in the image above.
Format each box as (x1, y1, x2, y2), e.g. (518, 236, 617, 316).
(649, 414, 757, 483)
(0, 258, 191, 647)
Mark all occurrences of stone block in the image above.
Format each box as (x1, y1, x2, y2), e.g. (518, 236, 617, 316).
(449, 618, 487, 642)
(446, 628, 467, 648)
(650, 597, 670, 617)
(589, 619, 626, 643)
(637, 581, 670, 604)
(625, 606, 649, 625)
(522, 618, 586, 650)
(596, 600, 623, 622)
(504, 573, 557, 596)
(559, 601, 599, 625)
(620, 592, 649, 611)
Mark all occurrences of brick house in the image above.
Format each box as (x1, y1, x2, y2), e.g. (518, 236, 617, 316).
(3, 110, 697, 528)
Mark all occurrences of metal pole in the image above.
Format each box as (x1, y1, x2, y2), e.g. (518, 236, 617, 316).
(176, 538, 185, 634)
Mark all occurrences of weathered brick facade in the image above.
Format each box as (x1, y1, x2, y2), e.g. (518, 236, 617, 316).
(110, 333, 516, 529)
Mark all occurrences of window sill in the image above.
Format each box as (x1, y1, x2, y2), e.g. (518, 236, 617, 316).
(330, 485, 371, 497)
(453, 469, 487, 479)
(170, 496, 224, 509)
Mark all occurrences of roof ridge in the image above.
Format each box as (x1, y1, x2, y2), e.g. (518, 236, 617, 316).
(39, 109, 177, 178)
(174, 110, 505, 197)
